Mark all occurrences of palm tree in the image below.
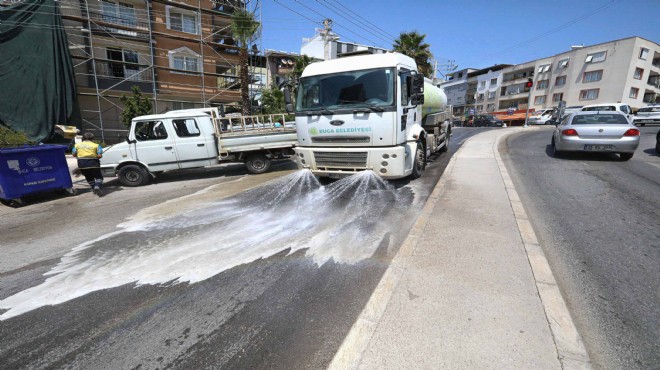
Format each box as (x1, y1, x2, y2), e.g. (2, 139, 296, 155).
(230, 7, 260, 116)
(393, 31, 434, 78)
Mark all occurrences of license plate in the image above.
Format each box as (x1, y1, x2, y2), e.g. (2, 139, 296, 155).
(584, 145, 612, 151)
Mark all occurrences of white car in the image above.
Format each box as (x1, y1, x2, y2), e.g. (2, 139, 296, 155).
(528, 109, 555, 125)
(581, 103, 633, 123)
(633, 106, 660, 126)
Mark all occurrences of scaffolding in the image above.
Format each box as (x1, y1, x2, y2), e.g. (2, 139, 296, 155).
(52, 0, 261, 143)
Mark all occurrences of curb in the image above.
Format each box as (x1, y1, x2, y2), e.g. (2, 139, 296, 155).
(493, 132, 592, 369)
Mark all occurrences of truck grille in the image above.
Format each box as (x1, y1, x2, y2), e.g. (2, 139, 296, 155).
(313, 151, 368, 168)
(311, 136, 370, 144)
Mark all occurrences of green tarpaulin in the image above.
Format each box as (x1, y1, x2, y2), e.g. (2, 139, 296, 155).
(0, 0, 78, 142)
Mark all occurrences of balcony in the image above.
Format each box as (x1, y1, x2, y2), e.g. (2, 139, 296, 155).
(647, 76, 660, 89)
(88, 11, 150, 40)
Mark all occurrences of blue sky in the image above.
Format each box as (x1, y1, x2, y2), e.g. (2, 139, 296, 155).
(258, 0, 660, 78)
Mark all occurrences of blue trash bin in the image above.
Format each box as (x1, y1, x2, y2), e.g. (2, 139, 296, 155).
(0, 144, 74, 206)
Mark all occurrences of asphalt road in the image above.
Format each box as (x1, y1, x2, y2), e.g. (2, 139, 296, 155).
(500, 126, 660, 369)
(0, 127, 484, 369)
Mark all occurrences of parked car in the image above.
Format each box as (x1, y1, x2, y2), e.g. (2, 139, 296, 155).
(472, 114, 504, 127)
(581, 103, 633, 123)
(633, 106, 660, 126)
(551, 111, 640, 161)
(528, 109, 555, 125)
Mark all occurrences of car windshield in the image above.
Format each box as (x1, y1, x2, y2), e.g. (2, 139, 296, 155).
(571, 114, 628, 125)
(583, 106, 616, 111)
(296, 68, 395, 112)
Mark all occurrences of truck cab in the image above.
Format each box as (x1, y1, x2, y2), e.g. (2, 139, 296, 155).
(101, 111, 218, 186)
(290, 53, 447, 180)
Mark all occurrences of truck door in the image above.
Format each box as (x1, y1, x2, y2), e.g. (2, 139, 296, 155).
(171, 117, 213, 168)
(132, 120, 178, 172)
(397, 68, 414, 144)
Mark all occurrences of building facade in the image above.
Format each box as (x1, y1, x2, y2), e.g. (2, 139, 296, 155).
(54, 0, 249, 142)
(300, 21, 388, 61)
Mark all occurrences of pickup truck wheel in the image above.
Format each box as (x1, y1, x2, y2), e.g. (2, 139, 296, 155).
(245, 153, 271, 174)
(411, 142, 424, 179)
(118, 164, 150, 187)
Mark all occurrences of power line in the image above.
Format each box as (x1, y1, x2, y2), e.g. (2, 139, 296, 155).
(324, 0, 397, 40)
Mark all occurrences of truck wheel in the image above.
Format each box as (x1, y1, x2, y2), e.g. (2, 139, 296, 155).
(1, 198, 23, 208)
(440, 128, 451, 153)
(411, 142, 424, 179)
(118, 164, 150, 187)
(245, 153, 271, 174)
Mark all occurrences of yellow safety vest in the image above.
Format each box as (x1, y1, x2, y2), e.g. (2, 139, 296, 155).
(75, 141, 100, 159)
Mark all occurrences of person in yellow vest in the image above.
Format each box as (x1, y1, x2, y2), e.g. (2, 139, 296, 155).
(72, 132, 104, 196)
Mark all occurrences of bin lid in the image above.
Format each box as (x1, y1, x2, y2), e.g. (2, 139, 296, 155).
(0, 144, 68, 154)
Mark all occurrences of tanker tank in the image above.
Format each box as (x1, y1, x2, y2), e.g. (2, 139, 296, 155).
(421, 80, 448, 120)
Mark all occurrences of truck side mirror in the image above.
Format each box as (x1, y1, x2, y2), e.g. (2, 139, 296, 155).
(284, 89, 294, 114)
(411, 74, 424, 94)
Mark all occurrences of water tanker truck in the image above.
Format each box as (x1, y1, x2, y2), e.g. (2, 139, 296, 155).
(285, 52, 451, 180)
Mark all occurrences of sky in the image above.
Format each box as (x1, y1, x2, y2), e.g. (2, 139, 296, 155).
(257, 0, 660, 78)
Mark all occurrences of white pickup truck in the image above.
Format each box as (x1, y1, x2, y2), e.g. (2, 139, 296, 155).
(100, 108, 297, 186)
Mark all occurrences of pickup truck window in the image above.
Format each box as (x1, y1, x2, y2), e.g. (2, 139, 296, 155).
(134, 120, 168, 141)
(173, 118, 201, 137)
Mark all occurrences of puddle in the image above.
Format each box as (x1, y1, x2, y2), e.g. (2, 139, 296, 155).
(0, 170, 413, 320)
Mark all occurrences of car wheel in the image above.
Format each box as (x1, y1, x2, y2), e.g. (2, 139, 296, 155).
(411, 142, 424, 179)
(245, 153, 271, 174)
(619, 153, 634, 161)
(118, 164, 150, 187)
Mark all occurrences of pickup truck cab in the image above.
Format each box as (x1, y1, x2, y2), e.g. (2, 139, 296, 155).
(101, 109, 297, 186)
(581, 103, 633, 123)
(633, 105, 660, 126)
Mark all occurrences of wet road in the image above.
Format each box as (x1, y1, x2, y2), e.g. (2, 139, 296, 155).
(501, 126, 660, 369)
(0, 128, 486, 369)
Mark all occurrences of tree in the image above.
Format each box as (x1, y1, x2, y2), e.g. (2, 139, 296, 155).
(285, 55, 315, 103)
(259, 78, 285, 115)
(231, 7, 260, 116)
(0, 124, 30, 147)
(393, 31, 434, 78)
(119, 86, 152, 128)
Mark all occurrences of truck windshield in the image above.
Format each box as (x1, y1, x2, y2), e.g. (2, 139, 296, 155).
(296, 68, 395, 112)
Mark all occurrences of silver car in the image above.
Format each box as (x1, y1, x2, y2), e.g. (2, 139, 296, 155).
(551, 111, 640, 161)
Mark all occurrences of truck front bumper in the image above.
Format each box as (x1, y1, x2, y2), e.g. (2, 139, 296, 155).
(294, 145, 412, 179)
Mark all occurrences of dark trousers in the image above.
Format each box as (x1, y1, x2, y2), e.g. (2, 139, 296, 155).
(77, 158, 103, 189)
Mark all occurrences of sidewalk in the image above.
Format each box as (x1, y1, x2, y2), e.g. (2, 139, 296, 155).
(330, 128, 591, 369)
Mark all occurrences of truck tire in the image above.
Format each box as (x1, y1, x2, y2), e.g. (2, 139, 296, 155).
(411, 142, 424, 179)
(118, 164, 150, 187)
(440, 128, 451, 153)
(245, 153, 271, 174)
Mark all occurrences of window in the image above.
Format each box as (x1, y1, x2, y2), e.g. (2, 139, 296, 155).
(477, 105, 483, 112)
(579, 88, 599, 100)
(457, 96, 462, 102)
(558, 58, 569, 69)
(536, 79, 549, 89)
(633, 68, 643, 80)
(173, 118, 201, 137)
(555, 75, 566, 87)
(571, 114, 628, 125)
(168, 7, 198, 34)
(480, 81, 486, 88)
(169, 47, 201, 73)
(106, 48, 141, 80)
(639, 47, 649, 60)
(538, 64, 551, 73)
(458, 72, 463, 78)
(487, 103, 495, 112)
(488, 91, 496, 99)
(585, 51, 606, 63)
(490, 78, 497, 86)
(583, 70, 603, 82)
(629, 87, 639, 99)
(477, 93, 484, 101)
(134, 121, 168, 141)
(534, 96, 546, 105)
(552, 93, 563, 103)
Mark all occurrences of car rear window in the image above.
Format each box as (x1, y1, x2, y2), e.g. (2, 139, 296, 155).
(572, 114, 628, 125)
(583, 106, 616, 111)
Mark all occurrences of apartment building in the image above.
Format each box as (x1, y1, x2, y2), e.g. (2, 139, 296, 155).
(300, 20, 388, 61)
(55, 0, 249, 142)
(472, 64, 511, 113)
(439, 68, 476, 118)
(499, 36, 660, 113)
